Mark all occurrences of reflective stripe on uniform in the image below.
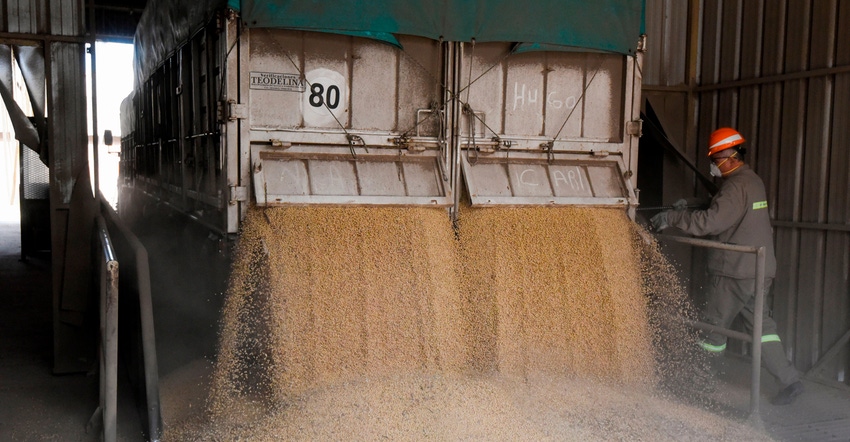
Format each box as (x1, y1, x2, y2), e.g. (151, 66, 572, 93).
(753, 200, 768, 210)
(700, 341, 727, 353)
(762, 334, 781, 343)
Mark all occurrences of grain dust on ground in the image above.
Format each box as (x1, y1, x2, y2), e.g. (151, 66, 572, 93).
(162, 205, 771, 441)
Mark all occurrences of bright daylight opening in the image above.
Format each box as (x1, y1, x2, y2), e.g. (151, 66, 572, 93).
(88, 41, 134, 209)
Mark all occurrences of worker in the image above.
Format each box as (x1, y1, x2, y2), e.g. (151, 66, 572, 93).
(650, 127, 803, 406)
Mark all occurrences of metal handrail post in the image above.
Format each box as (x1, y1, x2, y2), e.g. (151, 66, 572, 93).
(99, 197, 163, 441)
(94, 215, 119, 442)
(749, 246, 765, 420)
(655, 234, 766, 420)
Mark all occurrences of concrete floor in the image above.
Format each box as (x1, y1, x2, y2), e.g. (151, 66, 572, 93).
(1, 215, 849, 441)
(710, 355, 850, 441)
(0, 219, 142, 441)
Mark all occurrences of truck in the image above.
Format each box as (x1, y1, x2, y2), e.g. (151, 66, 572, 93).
(120, 0, 646, 234)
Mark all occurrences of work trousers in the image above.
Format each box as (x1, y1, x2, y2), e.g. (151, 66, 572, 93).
(702, 275, 800, 387)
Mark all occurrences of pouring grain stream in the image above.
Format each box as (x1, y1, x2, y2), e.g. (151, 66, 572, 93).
(163, 205, 770, 441)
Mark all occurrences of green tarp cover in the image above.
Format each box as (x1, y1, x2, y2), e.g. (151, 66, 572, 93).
(238, 0, 644, 55)
(134, 0, 644, 87)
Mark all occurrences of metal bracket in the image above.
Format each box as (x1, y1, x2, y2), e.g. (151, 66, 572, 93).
(392, 135, 423, 152)
(542, 141, 555, 163)
(226, 100, 248, 121)
(229, 185, 248, 204)
(627, 119, 643, 137)
(347, 134, 367, 157)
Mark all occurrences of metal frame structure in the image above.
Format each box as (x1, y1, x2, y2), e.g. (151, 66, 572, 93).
(657, 233, 767, 421)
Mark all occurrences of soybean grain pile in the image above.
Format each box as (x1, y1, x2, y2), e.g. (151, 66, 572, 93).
(164, 206, 773, 441)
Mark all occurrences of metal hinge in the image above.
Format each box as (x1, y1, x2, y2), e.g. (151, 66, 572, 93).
(637, 34, 648, 53)
(226, 100, 247, 121)
(627, 119, 643, 137)
(229, 185, 248, 204)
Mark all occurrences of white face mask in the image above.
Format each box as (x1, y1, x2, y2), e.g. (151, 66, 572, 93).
(710, 162, 722, 177)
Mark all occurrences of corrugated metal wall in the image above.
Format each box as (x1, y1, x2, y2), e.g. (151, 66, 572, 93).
(644, 0, 850, 386)
(0, 0, 83, 35)
(0, 0, 95, 373)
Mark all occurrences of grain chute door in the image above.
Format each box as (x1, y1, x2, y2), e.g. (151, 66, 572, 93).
(248, 30, 453, 207)
(457, 43, 640, 208)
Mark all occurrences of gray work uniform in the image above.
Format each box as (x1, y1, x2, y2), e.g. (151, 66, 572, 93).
(666, 164, 800, 387)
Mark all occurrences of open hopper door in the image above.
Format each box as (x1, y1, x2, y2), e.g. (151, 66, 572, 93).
(251, 141, 453, 207)
(461, 153, 634, 207)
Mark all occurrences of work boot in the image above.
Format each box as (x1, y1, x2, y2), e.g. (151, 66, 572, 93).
(771, 381, 803, 406)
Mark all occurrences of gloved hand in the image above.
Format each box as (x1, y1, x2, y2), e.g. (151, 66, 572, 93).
(673, 198, 689, 211)
(650, 211, 669, 232)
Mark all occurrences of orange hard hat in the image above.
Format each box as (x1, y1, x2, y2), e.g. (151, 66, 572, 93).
(708, 127, 745, 157)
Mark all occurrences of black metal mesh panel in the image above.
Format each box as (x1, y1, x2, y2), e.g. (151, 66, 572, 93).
(21, 146, 48, 200)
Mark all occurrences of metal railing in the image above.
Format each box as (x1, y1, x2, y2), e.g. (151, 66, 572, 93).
(99, 196, 163, 442)
(88, 194, 163, 441)
(90, 215, 119, 442)
(656, 233, 766, 421)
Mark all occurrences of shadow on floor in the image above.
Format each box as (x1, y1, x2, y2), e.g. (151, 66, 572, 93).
(0, 220, 143, 441)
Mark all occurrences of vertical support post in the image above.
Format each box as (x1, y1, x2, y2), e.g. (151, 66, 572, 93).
(103, 257, 118, 442)
(686, 0, 702, 191)
(449, 42, 463, 222)
(89, 43, 100, 194)
(92, 214, 118, 442)
(749, 245, 766, 420)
